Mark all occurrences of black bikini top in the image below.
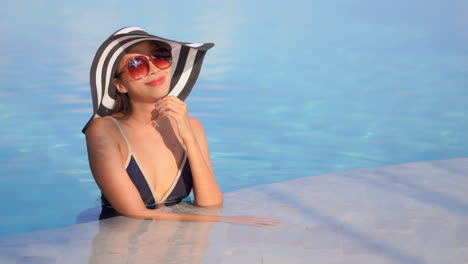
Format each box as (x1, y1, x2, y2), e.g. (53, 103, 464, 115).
(101, 117, 193, 210)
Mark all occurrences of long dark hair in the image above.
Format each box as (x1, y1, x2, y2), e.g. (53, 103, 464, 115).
(111, 90, 132, 115)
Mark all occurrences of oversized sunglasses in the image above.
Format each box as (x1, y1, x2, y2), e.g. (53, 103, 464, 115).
(116, 46, 172, 80)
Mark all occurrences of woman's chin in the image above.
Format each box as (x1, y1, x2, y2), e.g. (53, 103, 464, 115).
(149, 89, 170, 100)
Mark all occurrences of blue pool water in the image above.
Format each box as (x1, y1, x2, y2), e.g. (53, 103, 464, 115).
(0, 0, 467, 236)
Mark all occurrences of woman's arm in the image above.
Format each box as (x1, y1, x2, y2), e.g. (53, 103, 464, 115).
(86, 117, 280, 227)
(154, 96, 223, 207)
(185, 117, 224, 207)
(85, 117, 153, 216)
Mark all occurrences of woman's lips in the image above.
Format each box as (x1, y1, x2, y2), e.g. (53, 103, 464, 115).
(146, 76, 165, 86)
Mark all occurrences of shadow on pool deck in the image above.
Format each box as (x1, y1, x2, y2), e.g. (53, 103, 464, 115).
(0, 158, 467, 264)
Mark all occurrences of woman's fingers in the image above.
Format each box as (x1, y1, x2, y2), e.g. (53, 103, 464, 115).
(158, 110, 184, 123)
(155, 100, 188, 119)
(221, 216, 283, 227)
(246, 217, 282, 227)
(155, 96, 186, 111)
(153, 97, 194, 143)
(250, 216, 282, 226)
(157, 103, 186, 119)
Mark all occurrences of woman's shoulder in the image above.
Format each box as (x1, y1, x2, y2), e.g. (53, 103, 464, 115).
(85, 116, 120, 139)
(189, 117, 207, 136)
(189, 117, 204, 129)
(86, 116, 115, 130)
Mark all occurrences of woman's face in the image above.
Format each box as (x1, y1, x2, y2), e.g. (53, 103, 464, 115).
(114, 41, 172, 103)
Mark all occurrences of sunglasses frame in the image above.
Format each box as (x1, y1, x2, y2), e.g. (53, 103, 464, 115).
(115, 46, 172, 80)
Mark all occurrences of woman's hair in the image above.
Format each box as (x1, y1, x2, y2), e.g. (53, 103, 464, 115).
(111, 50, 133, 115)
(111, 90, 132, 115)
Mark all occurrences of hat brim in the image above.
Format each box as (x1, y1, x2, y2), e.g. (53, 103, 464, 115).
(82, 26, 214, 133)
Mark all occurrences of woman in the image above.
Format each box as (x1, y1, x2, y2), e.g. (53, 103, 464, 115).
(83, 27, 280, 227)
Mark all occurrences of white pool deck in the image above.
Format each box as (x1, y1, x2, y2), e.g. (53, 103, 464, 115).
(1, 158, 467, 264)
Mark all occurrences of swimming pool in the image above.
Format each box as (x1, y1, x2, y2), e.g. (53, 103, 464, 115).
(0, 0, 467, 236)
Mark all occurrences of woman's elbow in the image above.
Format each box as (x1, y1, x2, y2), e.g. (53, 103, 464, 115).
(196, 196, 224, 209)
(121, 212, 151, 220)
(114, 205, 152, 220)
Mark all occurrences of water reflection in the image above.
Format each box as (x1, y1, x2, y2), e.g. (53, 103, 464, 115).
(89, 204, 220, 264)
(89, 217, 215, 264)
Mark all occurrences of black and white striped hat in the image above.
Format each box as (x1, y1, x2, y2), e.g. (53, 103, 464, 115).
(82, 26, 214, 132)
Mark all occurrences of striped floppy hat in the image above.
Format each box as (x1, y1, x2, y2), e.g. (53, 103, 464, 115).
(82, 26, 214, 132)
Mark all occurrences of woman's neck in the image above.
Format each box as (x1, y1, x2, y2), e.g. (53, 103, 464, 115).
(116, 100, 181, 144)
(122, 101, 156, 127)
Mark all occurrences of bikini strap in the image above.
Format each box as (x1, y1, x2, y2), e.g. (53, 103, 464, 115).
(108, 116, 133, 157)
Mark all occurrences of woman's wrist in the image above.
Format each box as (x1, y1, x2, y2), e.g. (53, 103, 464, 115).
(181, 130, 197, 146)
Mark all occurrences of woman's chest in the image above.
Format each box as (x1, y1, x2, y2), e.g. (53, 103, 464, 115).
(127, 136, 186, 201)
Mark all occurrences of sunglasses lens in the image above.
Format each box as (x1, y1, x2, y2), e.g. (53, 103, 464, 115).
(123, 47, 172, 80)
(127, 56, 149, 79)
(151, 47, 172, 70)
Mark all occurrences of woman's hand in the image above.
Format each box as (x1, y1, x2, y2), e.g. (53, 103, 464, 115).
(153, 96, 195, 144)
(219, 216, 282, 227)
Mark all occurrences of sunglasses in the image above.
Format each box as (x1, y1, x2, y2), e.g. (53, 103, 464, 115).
(116, 46, 172, 80)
